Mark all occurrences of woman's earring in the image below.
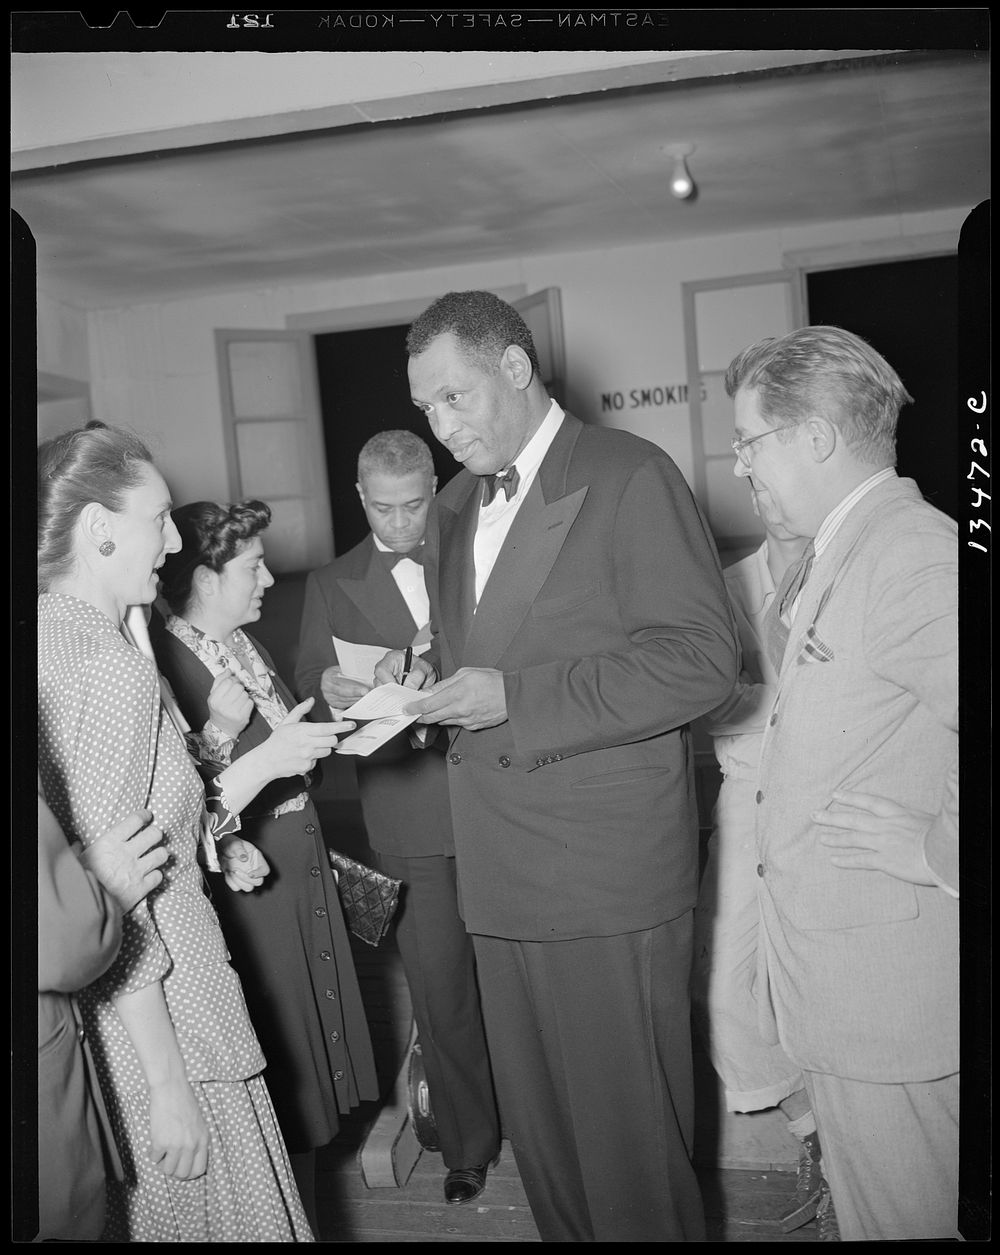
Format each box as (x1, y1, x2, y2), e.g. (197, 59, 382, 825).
(99, 540, 116, 557)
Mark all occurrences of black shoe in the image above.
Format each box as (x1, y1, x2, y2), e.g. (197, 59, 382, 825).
(779, 1130, 824, 1232)
(443, 1154, 500, 1205)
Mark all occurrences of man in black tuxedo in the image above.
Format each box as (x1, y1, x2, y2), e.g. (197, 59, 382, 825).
(377, 290, 739, 1241)
(295, 430, 500, 1205)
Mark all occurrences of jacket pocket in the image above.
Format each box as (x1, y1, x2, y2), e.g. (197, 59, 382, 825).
(570, 765, 665, 788)
(531, 582, 601, 618)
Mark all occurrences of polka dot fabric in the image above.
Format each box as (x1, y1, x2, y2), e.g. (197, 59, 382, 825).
(38, 593, 314, 1242)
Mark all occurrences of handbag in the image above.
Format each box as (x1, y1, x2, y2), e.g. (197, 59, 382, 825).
(328, 849, 401, 947)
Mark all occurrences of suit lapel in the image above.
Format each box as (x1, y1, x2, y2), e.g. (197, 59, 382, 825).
(437, 475, 480, 664)
(462, 415, 588, 668)
(780, 477, 919, 674)
(464, 479, 588, 667)
(338, 539, 420, 647)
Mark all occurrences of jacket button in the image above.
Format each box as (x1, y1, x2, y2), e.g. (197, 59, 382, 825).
(310, 866, 321, 877)
(305, 823, 316, 834)
(315, 907, 327, 918)
(769, 712, 778, 726)
(329, 1030, 340, 1043)
(320, 951, 331, 961)
(757, 863, 765, 877)
(499, 755, 511, 768)
(755, 790, 764, 804)
(76, 1025, 86, 1042)
(325, 988, 337, 1000)
(334, 1070, 344, 1081)
(449, 753, 462, 764)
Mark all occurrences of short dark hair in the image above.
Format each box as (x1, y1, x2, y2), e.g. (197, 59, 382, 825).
(159, 499, 271, 614)
(357, 430, 435, 486)
(37, 420, 153, 593)
(406, 290, 541, 376)
(725, 325, 913, 465)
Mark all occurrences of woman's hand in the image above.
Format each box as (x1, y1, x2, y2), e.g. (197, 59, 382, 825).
(217, 836, 269, 892)
(257, 698, 355, 780)
(147, 1076, 210, 1180)
(207, 672, 253, 740)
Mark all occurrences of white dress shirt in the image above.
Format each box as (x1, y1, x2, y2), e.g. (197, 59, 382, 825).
(373, 535, 430, 631)
(473, 400, 565, 606)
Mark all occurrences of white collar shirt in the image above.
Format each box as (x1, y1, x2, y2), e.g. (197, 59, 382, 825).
(372, 535, 430, 630)
(473, 400, 565, 606)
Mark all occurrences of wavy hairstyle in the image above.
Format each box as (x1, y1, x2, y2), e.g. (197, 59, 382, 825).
(405, 289, 541, 377)
(37, 420, 154, 593)
(724, 325, 913, 466)
(158, 500, 271, 615)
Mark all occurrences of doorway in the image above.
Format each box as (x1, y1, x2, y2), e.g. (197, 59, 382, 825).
(313, 324, 460, 555)
(805, 255, 959, 522)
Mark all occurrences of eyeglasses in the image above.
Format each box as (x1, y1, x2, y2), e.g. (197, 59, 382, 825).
(731, 427, 785, 466)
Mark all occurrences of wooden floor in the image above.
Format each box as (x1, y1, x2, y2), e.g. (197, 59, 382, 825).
(312, 789, 819, 1244)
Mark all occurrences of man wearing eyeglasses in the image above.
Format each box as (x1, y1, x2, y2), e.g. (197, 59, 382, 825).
(724, 326, 958, 1242)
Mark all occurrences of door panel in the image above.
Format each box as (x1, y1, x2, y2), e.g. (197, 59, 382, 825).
(514, 287, 566, 404)
(683, 272, 801, 556)
(215, 329, 333, 572)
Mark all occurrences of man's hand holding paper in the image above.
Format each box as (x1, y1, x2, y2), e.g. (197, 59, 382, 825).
(320, 664, 372, 714)
(406, 667, 508, 732)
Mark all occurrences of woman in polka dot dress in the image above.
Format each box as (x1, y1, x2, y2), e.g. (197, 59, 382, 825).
(37, 422, 352, 1242)
(153, 499, 379, 1227)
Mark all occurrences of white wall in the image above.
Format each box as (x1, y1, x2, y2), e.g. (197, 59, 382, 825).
(78, 205, 965, 527)
(36, 290, 92, 384)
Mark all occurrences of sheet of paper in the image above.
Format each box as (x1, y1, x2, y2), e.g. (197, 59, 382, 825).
(335, 714, 418, 757)
(331, 636, 390, 683)
(339, 683, 421, 720)
(332, 634, 431, 682)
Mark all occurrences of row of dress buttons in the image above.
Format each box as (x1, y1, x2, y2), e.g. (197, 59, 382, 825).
(535, 753, 563, 767)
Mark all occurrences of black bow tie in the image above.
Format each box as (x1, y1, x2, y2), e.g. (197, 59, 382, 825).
(381, 545, 425, 569)
(481, 465, 520, 507)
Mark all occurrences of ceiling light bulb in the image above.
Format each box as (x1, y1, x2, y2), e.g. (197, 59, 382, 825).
(663, 143, 696, 201)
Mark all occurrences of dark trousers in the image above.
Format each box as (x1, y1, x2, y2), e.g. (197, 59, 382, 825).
(473, 913, 706, 1243)
(374, 851, 500, 1169)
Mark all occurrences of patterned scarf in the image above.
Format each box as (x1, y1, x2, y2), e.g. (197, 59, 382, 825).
(165, 615, 307, 815)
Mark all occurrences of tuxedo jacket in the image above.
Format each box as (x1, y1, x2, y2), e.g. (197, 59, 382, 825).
(754, 475, 959, 1082)
(295, 535, 453, 858)
(424, 412, 738, 941)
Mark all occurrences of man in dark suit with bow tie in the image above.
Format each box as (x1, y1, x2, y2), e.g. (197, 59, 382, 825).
(376, 290, 739, 1242)
(295, 430, 500, 1205)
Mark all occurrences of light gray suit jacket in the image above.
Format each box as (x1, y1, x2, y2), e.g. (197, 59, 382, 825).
(754, 475, 958, 1082)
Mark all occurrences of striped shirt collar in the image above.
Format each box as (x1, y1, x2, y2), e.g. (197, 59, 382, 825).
(814, 467, 897, 558)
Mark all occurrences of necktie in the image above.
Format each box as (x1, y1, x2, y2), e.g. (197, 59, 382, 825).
(381, 545, 425, 569)
(763, 541, 815, 671)
(481, 465, 520, 507)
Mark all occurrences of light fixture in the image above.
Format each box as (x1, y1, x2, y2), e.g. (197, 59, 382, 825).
(663, 143, 696, 200)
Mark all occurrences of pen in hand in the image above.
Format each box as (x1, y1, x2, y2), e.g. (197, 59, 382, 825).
(400, 646, 413, 685)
